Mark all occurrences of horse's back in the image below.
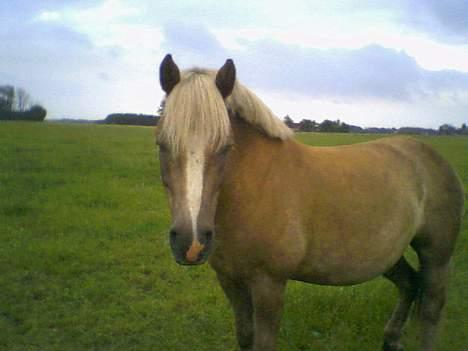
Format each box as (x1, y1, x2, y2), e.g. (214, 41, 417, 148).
(298, 136, 463, 217)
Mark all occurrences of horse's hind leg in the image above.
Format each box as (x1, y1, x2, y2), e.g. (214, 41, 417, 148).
(383, 256, 419, 351)
(416, 257, 450, 351)
(412, 222, 459, 351)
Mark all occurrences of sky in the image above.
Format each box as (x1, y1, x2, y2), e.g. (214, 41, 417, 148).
(1, 0, 468, 128)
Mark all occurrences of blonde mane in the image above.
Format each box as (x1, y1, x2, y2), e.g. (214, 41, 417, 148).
(157, 68, 292, 154)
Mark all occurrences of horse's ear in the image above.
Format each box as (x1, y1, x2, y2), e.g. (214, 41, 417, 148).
(159, 54, 180, 95)
(216, 59, 236, 98)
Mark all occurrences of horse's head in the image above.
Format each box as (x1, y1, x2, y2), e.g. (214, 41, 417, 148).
(157, 55, 236, 265)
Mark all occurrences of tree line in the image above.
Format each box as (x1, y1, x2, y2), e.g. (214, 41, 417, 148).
(0, 85, 47, 121)
(102, 113, 160, 126)
(3, 85, 463, 134)
(284, 115, 468, 136)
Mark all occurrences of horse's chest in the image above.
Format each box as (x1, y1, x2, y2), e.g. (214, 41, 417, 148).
(209, 227, 307, 279)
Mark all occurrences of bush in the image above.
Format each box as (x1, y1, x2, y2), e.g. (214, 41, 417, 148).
(0, 105, 47, 122)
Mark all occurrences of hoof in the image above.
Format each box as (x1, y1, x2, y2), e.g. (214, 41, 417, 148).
(383, 340, 404, 351)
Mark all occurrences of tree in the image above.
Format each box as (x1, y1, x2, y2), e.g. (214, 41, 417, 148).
(0, 85, 15, 112)
(157, 99, 165, 117)
(319, 119, 336, 132)
(457, 123, 468, 135)
(438, 124, 456, 135)
(298, 119, 317, 132)
(0, 85, 47, 122)
(283, 115, 295, 128)
(27, 105, 47, 121)
(104, 113, 159, 126)
(15, 88, 31, 112)
(318, 119, 350, 133)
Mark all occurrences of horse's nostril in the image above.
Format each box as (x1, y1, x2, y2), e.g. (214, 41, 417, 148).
(200, 230, 213, 244)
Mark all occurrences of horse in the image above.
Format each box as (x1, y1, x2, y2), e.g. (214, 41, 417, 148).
(156, 54, 464, 351)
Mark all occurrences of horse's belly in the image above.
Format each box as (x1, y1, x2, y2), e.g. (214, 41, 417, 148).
(292, 256, 401, 286)
(293, 190, 423, 285)
(293, 223, 417, 285)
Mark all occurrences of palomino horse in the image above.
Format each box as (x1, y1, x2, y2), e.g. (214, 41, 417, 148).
(156, 54, 464, 351)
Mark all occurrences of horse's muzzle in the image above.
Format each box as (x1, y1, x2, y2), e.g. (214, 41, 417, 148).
(169, 228, 214, 265)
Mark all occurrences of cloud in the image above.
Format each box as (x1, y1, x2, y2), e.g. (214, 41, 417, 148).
(404, 1, 468, 44)
(237, 42, 425, 101)
(0, 8, 135, 118)
(161, 23, 468, 103)
(2, 1, 467, 127)
(367, 1, 468, 45)
(128, 0, 258, 28)
(162, 22, 227, 65)
(0, 0, 100, 20)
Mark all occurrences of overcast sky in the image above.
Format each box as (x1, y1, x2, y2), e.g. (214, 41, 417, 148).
(1, 0, 468, 128)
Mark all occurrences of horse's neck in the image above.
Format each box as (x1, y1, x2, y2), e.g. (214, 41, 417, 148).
(222, 115, 287, 190)
(215, 116, 296, 248)
(230, 115, 270, 151)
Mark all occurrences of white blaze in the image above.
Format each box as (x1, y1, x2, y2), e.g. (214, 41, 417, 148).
(185, 147, 205, 241)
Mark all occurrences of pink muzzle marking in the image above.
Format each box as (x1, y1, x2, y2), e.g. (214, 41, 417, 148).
(185, 240, 205, 262)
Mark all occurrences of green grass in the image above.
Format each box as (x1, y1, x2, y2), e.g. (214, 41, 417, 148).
(0, 123, 466, 350)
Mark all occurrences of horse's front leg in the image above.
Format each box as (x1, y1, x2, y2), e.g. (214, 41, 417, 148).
(217, 273, 254, 350)
(250, 275, 286, 351)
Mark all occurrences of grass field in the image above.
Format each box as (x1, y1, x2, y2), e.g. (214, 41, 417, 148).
(0, 122, 466, 351)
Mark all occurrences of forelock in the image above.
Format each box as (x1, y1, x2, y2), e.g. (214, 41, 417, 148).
(157, 70, 232, 155)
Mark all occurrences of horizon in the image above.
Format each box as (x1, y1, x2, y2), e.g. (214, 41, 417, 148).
(50, 113, 466, 132)
(1, 1, 468, 128)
